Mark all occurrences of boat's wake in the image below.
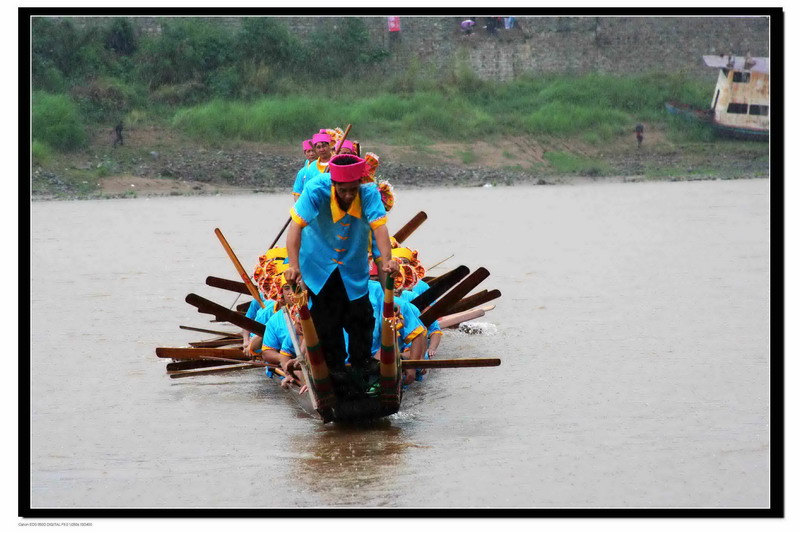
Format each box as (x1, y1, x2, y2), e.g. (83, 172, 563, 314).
(456, 321, 497, 336)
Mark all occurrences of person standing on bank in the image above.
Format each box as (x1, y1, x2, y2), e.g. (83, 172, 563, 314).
(285, 153, 400, 382)
(113, 121, 124, 148)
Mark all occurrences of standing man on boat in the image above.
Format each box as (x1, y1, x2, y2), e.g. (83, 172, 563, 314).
(285, 153, 399, 385)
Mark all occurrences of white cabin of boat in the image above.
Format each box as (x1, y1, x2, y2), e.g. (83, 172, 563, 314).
(703, 54, 770, 132)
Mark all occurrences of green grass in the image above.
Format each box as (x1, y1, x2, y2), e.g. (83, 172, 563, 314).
(31, 141, 52, 165)
(544, 151, 610, 176)
(458, 149, 477, 164)
(32, 92, 87, 151)
(168, 72, 713, 146)
(33, 68, 725, 155)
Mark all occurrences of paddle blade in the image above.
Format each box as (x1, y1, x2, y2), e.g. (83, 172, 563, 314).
(155, 347, 248, 360)
(420, 267, 490, 326)
(206, 276, 249, 295)
(410, 265, 470, 310)
(185, 293, 266, 336)
(180, 325, 241, 337)
(437, 308, 486, 329)
(400, 358, 501, 369)
(188, 338, 244, 348)
(168, 363, 262, 378)
(448, 289, 502, 315)
(393, 211, 427, 243)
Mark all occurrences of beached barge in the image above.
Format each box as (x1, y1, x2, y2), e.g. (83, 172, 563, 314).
(666, 54, 769, 141)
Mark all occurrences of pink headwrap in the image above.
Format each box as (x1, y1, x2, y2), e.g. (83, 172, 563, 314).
(312, 133, 332, 145)
(302, 139, 313, 150)
(329, 154, 366, 183)
(336, 139, 355, 153)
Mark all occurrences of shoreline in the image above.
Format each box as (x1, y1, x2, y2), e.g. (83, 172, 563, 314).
(30, 128, 770, 201)
(29, 172, 769, 202)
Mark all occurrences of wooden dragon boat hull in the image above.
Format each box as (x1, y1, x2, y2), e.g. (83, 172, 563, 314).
(267, 363, 403, 423)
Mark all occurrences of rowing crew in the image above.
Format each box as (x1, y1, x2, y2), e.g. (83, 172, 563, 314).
(239, 130, 443, 397)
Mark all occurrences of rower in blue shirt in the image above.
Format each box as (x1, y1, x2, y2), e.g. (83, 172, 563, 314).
(292, 132, 333, 201)
(290, 139, 316, 201)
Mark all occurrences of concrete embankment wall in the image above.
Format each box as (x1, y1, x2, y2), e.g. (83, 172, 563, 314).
(65, 15, 771, 82)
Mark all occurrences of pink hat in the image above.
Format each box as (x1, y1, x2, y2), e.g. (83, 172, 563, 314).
(302, 139, 313, 150)
(312, 133, 332, 145)
(319, 129, 328, 134)
(336, 139, 355, 152)
(329, 154, 366, 183)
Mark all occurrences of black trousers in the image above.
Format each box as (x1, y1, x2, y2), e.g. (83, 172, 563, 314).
(308, 269, 375, 372)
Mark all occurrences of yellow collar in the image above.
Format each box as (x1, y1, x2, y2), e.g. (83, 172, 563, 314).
(330, 185, 362, 223)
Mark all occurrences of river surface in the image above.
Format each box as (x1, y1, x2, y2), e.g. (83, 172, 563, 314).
(28, 178, 772, 510)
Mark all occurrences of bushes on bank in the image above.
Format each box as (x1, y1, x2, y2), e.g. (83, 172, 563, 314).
(32, 92, 87, 151)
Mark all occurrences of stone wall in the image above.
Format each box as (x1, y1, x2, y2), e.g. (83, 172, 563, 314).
(57, 15, 771, 81)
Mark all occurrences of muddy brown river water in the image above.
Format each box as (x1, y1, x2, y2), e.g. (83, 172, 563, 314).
(28, 179, 771, 510)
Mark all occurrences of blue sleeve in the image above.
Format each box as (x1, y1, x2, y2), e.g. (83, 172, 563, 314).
(292, 166, 306, 196)
(398, 300, 426, 346)
(361, 184, 387, 229)
(279, 332, 296, 357)
(245, 299, 260, 320)
(261, 313, 283, 352)
(291, 178, 323, 226)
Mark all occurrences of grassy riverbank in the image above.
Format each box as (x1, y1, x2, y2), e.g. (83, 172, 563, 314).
(32, 71, 769, 200)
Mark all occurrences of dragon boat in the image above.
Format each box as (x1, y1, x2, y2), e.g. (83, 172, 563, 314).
(155, 212, 502, 424)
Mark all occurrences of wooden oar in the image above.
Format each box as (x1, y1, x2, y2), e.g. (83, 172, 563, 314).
(188, 337, 244, 348)
(169, 363, 264, 379)
(281, 306, 318, 408)
(379, 273, 401, 410)
(448, 289, 502, 315)
(155, 347, 249, 361)
(292, 285, 336, 415)
(401, 358, 501, 369)
(419, 267, 490, 327)
(268, 124, 354, 249)
(449, 289, 487, 313)
(425, 264, 470, 289)
(425, 253, 454, 273)
(437, 308, 486, 329)
(185, 293, 267, 337)
(167, 359, 237, 372)
(268, 218, 292, 250)
(410, 265, 470, 311)
(180, 325, 241, 337)
(198, 354, 267, 366)
(214, 228, 265, 309)
(236, 301, 252, 313)
(393, 211, 427, 244)
(206, 276, 250, 295)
